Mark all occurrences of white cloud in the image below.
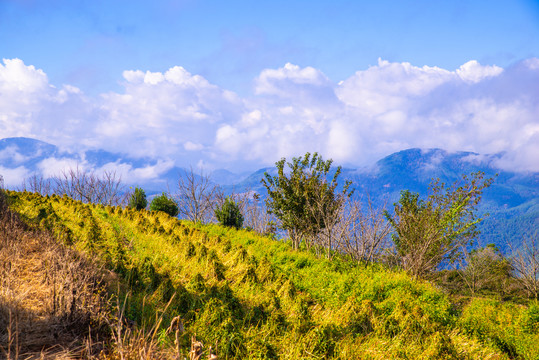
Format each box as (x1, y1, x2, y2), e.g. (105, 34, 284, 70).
(99, 65, 244, 159)
(255, 63, 331, 96)
(0, 59, 96, 148)
(37, 157, 87, 178)
(0, 58, 49, 93)
(456, 60, 503, 83)
(336, 59, 453, 115)
(524, 58, 539, 70)
(0, 58, 537, 173)
(0, 146, 30, 164)
(0, 165, 30, 188)
(184, 141, 204, 151)
(122, 70, 145, 83)
(97, 159, 175, 184)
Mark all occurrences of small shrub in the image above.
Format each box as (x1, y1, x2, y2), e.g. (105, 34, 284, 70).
(208, 250, 226, 281)
(214, 197, 243, 229)
(239, 264, 258, 284)
(150, 193, 178, 217)
(128, 187, 147, 210)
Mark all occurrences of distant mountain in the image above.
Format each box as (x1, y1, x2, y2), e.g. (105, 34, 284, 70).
(210, 169, 251, 186)
(341, 149, 538, 251)
(0, 137, 60, 169)
(223, 148, 538, 251)
(0, 137, 184, 193)
(1, 138, 537, 251)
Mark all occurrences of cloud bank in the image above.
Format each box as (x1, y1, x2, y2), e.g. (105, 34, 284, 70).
(0, 57, 538, 187)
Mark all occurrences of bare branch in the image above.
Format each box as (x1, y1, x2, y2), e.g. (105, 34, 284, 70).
(52, 166, 126, 205)
(336, 197, 391, 263)
(510, 236, 539, 300)
(176, 167, 218, 224)
(19, 173, 52, 195)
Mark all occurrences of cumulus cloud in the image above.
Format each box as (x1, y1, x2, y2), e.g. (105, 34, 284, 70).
(37, 157, 88, 178)
(0, 57, 537, 174)
(0, 146, 30, 165)
(337, 59, 453, 111)
(213, 59, 538, 171)
(0, 58, 96, 148)
(0, 58, 49, 92)
(456, 60, 503, 83)
(255, 63, 332, 95)
(98, 65, 244, 159)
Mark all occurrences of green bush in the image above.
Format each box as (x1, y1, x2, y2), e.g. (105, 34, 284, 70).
(149, 193, 178, 217)
(129, 187, 147, 210)
(214, 197, 243, 229)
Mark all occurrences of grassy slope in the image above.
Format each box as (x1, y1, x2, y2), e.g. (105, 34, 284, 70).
(0, 192, 109, 358)
(5, 190, 539, 359)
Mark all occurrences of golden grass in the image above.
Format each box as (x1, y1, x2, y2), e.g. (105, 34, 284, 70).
(0, 192, 109, 358)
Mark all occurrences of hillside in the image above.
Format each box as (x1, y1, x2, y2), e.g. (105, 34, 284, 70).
(0, 191, 109, 358)
(2, 190, 539, 359)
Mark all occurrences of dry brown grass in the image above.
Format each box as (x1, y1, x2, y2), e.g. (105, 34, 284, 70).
(0, 191, 110, 359)
(0, 192, 219, 360)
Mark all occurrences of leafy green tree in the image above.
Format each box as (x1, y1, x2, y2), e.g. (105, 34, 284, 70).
(384, 172, 494, 278)
(214, 197, 244, 229)
(261, 152, 352, 250)
(128, 187, 147, 210)
(149, 193, 178, 217)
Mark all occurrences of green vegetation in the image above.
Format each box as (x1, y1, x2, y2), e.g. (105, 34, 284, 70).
(262, 152, 352, 251)
(385, 172, 494, 278)
(4, 189, 539, 359)
(215, 196, 244, 229)
(128, 186, 148, 210)
(150, 192, 179, 216)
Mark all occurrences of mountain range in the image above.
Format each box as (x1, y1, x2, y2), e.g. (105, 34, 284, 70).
(1, 137, 537, 252)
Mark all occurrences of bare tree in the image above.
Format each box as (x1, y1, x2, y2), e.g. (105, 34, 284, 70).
(53, 166, 126, 205)
(243, 192, 276, 235)
(338, 197, 391, 264)
(20, 173, 53, 195)
(304, 190, 391, 261)
(176, 167, 218, 223)
(304, 186, 347, 258)
(54, 166, 92, 202)
(93, 170, 126, 205)
(510, 236, 539, 300)
(458, 245, 511, 297)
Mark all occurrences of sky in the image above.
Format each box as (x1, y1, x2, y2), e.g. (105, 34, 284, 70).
(0, 0, 538, 185)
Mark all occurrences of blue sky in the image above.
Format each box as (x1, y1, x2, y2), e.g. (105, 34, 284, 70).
(0, 0, 538, 184)
(2, 0, 538, 94)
